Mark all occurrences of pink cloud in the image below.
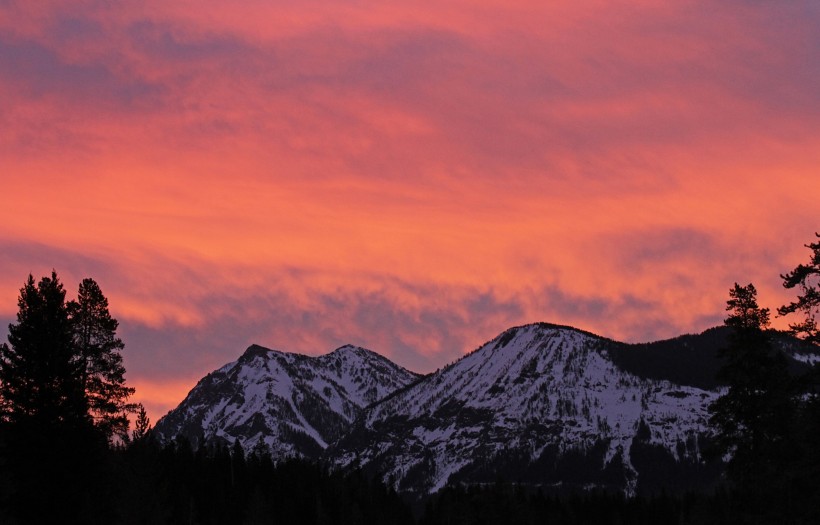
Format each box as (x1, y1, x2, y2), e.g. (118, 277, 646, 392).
(1, 0, 819, 421)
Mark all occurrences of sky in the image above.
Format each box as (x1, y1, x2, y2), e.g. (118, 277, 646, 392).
(1, 0, 819, 423)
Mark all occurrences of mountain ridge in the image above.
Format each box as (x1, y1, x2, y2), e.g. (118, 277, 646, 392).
(153, 342, 420, 455)
(154, 322, 819, 497)
(329, 323, 721, 496)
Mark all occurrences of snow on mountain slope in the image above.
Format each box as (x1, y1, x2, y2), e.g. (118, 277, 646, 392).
(331, 323, 721, 497)
(153, 323, 818, 497)
(153, 344, 420, 458)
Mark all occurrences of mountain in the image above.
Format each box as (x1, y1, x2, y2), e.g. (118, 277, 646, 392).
(154, 323, 819, 498)
(153, 344, 420, 457)
(330, 323, 726, 497)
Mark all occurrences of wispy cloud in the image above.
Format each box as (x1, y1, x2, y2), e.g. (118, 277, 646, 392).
(1, 0, 818, 421)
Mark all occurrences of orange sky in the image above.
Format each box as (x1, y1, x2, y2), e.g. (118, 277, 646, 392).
(1, 0, 819, 423)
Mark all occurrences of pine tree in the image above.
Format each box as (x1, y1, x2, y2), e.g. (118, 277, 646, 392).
(0, 272, 103, 522)
(132, 402, 151, 442)
(0, 272, 87, 428)
(709, 283, 796, 520)
(67, 277, 135, 441)
(778, 232, 820, 345)
(778, 233, 820, 520)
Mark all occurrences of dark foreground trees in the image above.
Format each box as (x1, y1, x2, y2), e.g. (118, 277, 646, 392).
(708, 235, 820, 524)
(0, 272, 134, 523)
(777, 233, 820, 522)
(708, 284, 799, 522)
(419, 483, 745, 525)
(115, 437, 743, 525)
(116, 438, 415, 525)
(0, 273, 87, 429)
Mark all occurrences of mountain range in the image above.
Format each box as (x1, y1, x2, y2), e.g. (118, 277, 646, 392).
(153, 322, 819, 497)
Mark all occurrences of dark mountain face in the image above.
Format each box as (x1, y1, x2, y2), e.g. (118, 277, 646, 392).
(154, 323, 819, 497)
(609, 326, 817, 390)
(607, 327, 732, 390)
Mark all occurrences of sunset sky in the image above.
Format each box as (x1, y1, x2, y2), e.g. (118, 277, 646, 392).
(1, 0, 818, 423)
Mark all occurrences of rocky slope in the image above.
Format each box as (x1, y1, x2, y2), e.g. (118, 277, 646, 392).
(153, 344, 420, 457)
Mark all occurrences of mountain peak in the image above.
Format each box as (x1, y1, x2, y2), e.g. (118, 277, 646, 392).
(154, 341, 419, 456)
(489, 322, 604, 346)
(327, 344, 396, 364)
(329, 344, 369, 355)
(243, 343, 272, 356)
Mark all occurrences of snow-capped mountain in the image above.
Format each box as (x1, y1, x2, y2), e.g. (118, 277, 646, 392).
(330, 323, 724, 497)
(154, 323, 818, 497)
(153, 344, 420, 457)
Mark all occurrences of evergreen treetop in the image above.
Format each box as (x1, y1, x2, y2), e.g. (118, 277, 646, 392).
(779, 232, 820, 345)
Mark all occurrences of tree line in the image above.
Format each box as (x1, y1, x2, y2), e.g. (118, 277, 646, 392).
(0, 233, 818, 523)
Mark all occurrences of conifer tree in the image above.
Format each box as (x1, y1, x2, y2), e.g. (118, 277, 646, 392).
(132, 402, 151, 442)
(67, 277, 135, 441)
(709, 283, 796, 519)
(778, 233, 820, 520)
(0, 272, 100, 522)
(0, 272, 87, 428)
(778, 232, 820, 345)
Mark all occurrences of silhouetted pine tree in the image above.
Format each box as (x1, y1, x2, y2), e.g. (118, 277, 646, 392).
(778, 234, 820, 521)
(708, 283, 797, 522)
(0, 272, 87, 428)
(68, 277, 136, 441)
(131, 402, 151, 443)
(779, 232, 820, 345)
(0, 272, 109, 523)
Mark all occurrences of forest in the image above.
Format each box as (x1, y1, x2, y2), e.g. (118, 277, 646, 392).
(0, 234, 818, 524)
